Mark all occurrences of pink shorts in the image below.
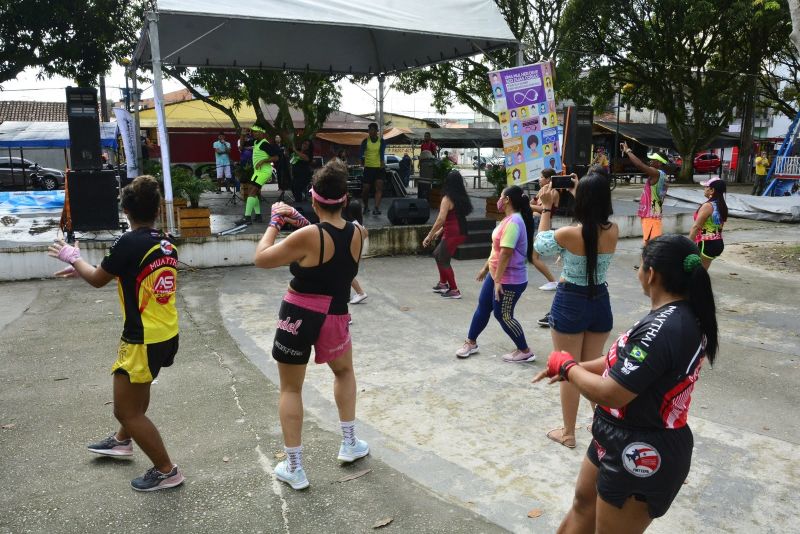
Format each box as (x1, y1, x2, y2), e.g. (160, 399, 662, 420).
(272, 290, 351, 365)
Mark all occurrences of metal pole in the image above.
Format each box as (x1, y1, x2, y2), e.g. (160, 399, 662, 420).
(147, 11, 176, 234)
(99, 75, 109, 122)
(131, 72, 143, 173)
(613, 91, 621, 164)
(377, 75, 385, 138)
(124, 72, 131, 111)
(517, 43, 524, 66)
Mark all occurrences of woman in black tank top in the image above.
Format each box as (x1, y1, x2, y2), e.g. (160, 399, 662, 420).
(254, 160, 368, 490)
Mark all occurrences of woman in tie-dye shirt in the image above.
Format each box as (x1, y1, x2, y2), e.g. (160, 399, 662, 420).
(455, 186, 537, 363)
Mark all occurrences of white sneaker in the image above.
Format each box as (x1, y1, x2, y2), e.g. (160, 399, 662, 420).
(538, 281, 558, 291)
(274, 460, 310, 490)
(456, 341, 479, 359)
(350, 293, 368, 304)
(338, 439, 370, 463)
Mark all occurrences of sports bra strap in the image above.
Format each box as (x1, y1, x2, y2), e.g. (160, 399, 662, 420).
(317, 224, 324, 266)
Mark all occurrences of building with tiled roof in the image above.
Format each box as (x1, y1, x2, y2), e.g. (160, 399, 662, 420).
(0, 101, 67, 122)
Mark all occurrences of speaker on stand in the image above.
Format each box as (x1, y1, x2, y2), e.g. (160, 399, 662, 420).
(562, 105, 594, 175)
(64, 169, 120, 232)
(66, 87, 103, 170)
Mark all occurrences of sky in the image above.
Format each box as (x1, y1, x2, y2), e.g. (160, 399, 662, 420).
(0, 65, 479, 120)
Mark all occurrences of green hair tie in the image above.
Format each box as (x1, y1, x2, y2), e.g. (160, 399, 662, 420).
(683, 254, 702, 272)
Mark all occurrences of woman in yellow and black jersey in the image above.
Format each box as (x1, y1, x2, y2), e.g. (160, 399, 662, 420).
(48, 175, 184, 492)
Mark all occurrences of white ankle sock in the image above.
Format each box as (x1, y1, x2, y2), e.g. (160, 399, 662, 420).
(284, 445, 303, 472)
(340, 420, 357, 447)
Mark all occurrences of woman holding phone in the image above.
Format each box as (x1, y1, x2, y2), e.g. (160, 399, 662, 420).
(534, 167, 618, 448)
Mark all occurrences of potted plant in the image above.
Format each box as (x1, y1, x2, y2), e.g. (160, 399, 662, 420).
(429, 157, 455, 209)
(145, 161, 190, 230)
(485, 165, 507, 221)
(170, 167, 216, 237)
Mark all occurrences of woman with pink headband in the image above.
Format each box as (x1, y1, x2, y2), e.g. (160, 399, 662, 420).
(254, 160, 368, 490)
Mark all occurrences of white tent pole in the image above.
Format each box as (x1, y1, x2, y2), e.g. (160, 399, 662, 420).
(378, 74, 385, 138)
(147, 11, 176, 234)
(517, 43, 524, 66)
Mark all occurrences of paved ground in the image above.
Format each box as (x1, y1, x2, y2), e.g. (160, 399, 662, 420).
(2, 174, 798, 533)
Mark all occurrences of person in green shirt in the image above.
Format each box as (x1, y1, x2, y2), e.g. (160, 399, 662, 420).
(237, 125, 279, 225)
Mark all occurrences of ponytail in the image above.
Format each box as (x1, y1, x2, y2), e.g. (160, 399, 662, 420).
(642, 235, 718, 365)
(503, 185, 536, 263)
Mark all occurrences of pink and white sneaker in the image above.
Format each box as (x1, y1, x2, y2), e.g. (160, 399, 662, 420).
(87, 433, 133, 457)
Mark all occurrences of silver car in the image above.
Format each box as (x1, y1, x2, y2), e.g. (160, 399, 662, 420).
(0, 157, 65, 190)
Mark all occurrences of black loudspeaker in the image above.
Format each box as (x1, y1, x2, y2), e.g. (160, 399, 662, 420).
(66, 87, 102, 170)
(388, 198, 430, 225)
(66, 169, 119, 231)
(563, 105, 593, 166)
(293, 201, 320, 224)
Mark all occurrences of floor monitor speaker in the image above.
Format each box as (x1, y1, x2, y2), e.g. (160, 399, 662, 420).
(388, 198, 430, 225)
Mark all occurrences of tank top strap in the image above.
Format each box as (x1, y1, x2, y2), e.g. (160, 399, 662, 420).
(319, 222, 356, 263)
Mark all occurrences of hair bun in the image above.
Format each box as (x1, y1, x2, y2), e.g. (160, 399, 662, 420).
(683, 253, 702, 272)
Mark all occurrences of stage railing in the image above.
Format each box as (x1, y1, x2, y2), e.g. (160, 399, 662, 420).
(774, 156, 800, 178)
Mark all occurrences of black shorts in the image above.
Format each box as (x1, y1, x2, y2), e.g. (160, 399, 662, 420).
(272, 291, 351, 366)
(588, 413, 693, 518)
(112, 335, 178, 384)
(362, 167, 384, 185)
(698, 239, 724, 259)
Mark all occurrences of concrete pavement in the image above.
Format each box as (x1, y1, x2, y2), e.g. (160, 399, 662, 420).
(1, 212, 798, 533)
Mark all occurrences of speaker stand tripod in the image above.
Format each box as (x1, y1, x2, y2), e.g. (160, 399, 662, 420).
(225, 189, 242, 206)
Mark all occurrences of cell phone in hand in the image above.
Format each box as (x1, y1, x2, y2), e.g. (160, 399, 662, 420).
(551, 175, 573, 189)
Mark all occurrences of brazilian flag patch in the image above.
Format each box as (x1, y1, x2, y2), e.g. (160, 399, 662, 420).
(629, 345, 648, 362)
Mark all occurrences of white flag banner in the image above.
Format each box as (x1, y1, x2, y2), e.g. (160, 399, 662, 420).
(113, 107, 139, 179)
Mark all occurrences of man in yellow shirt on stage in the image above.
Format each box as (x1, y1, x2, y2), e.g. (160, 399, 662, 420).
(360, 122, 388, 216)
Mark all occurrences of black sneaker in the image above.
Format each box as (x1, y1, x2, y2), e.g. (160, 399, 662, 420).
(235, 216, 253, 226)
(131, 465, 185, 492)
(372, 208, 381, 215)
(253, 214, 263, 223)
(537, 312, 551, 327)
(87, 433, 133, 457)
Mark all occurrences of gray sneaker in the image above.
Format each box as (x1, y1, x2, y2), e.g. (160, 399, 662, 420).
(87, 434, 133, 457)
(131, 465, 185, 492)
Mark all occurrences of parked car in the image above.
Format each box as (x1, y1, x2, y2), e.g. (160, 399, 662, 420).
(384, 154, 400, 170)
(473, 156, 503, 170)
(0, 157, 65, 190)
(674, 153, 721, 174)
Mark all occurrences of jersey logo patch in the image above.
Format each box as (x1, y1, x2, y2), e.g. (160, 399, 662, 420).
(620, 358, 640, 375)
(160, 240, 175, 256)
(153, 271, 176, 303)
(629, 345, 648, 362)
(622, 442, 661, 477)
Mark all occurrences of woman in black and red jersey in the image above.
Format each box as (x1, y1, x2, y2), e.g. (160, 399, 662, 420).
(534, 234, 719, 533)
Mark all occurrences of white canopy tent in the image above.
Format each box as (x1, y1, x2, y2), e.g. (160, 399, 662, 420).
(131, 0, 517, 232)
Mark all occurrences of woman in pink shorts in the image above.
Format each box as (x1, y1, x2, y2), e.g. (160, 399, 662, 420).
(254, 160, 368, 490)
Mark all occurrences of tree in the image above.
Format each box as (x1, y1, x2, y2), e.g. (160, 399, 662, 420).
(791, 0, 800, 54)
(0, 0, 144, 86)
(167, 68, 342, 145)
(393, 0, 568, 121)
(559, 0, 771, 182)
(758, 43, 800, 119)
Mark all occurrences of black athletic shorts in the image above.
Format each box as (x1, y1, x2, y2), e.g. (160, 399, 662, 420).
(362, 167, 385, 185)
(272, 291, 351, 366)
(698, 239, 724, 259)
(588, 413, 693, 518)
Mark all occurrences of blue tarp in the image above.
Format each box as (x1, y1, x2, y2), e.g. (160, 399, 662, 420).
(0, 121, 118, 149)
(0, 190, 65, 214)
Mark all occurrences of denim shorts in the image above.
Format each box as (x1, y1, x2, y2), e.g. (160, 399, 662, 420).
(549, 282, 613, 334)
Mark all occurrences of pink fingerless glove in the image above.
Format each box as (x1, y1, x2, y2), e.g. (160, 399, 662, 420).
(57, 244, 81, 265)
(287, 208, 310, 228)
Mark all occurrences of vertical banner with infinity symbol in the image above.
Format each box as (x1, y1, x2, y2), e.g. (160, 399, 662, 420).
(488, 61, 561, 186)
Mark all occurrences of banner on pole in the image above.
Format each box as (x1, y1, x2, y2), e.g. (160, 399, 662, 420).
(113, 107, 139, 179)
(488, 61, 561, 186)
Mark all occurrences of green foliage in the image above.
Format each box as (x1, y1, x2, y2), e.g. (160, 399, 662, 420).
(393, 0, 569, 121)
(181, 68, 342, 145)
(432, 158, 455, 187)
(170, 166, 215, 208)
(486, 165, 508, 197)
(0, 1, 145, 85)
(558, 0, 790, 182)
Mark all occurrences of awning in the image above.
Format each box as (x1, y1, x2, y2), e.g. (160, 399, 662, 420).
(594, 121, 741, 149)
(391, 128, 506, 148)
(0, 121, 119, 149)
(315, 128, 409, 147)
(133, 0, 518, 75)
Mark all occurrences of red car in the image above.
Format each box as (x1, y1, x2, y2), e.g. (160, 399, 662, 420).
(674, 153, 721, 174)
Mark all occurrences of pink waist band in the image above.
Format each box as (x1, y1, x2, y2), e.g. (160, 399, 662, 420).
(284, 289, 333, 314)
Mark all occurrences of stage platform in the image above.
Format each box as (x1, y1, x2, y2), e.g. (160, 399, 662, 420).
(0, 181, 695, 281)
